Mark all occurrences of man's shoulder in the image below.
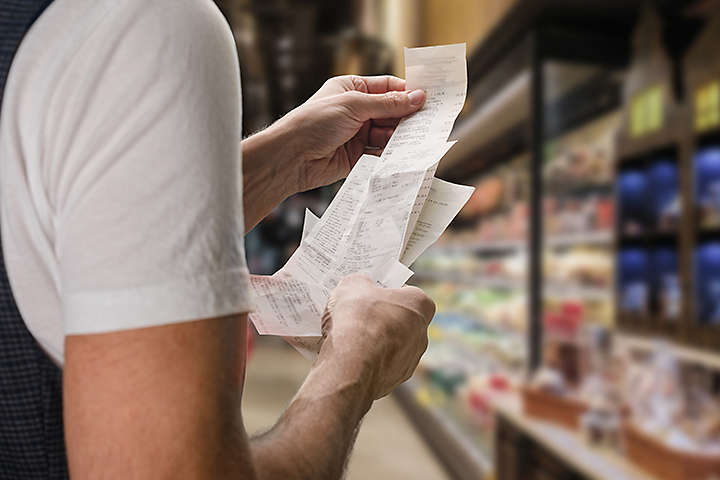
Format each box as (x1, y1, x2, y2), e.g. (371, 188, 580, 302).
(8, 0, 232, 87)
(2, 0, 236, 134)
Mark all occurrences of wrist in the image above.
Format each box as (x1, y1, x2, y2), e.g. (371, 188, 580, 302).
(242, 118, 302, 200)
(308, 339, 377, 414)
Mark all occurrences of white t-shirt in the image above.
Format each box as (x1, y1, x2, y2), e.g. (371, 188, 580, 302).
(0, 0, 253, 365)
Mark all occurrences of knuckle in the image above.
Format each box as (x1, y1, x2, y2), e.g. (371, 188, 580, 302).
(423, 296, 436, 318)
(349, 75, 367, 92)
(402, 285, 423, 295)
(398, 286, 424, 303)
(384, 91, 407, 109)
(404, 287, 435, 318)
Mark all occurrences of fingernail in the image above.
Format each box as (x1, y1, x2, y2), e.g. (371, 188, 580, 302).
(408, 89, 425, 106)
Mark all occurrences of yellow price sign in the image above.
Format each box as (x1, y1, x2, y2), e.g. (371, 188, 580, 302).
(695, 80, 720, 132)
(630, 85, 664, 137)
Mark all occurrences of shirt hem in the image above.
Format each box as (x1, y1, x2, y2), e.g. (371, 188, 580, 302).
(63, 268, 254, 335)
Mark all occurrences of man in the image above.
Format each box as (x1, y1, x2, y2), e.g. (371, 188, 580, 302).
(0, 0, 434, 478)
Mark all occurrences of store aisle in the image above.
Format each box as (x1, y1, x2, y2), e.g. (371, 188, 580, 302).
(242, 339, 450, 480)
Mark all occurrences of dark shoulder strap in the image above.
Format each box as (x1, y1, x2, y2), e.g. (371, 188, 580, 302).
(0, 1, 68, 478)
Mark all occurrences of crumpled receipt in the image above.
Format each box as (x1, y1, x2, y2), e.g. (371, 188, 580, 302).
(249, 44, 475, 358)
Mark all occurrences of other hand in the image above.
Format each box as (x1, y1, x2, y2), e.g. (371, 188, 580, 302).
(320, 274, 435, 399)
(277, 75, 426, 193)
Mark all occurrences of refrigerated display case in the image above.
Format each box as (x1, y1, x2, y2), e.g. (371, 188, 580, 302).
(394, 2, 640, 478)
(396, 4, 720, 480)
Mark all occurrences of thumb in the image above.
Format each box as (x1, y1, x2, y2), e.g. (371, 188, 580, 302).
(344, 89, 426, 121)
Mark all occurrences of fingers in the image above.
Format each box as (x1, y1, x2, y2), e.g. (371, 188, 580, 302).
(344, 89, 426, 121)
(392, 285, 436, 324)
(357, 75, 407, 94)
(404, 286, 436, 322)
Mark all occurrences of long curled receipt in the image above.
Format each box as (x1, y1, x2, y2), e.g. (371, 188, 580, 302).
(249, 44, 474, 356)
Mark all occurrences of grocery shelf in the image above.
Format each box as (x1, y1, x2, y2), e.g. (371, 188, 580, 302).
(546, 230, 613, 248)
(544, 283, 612, 301)
(394, 379, 492, 480)
(428, 241, 526, 256)
(544, 181, 614, 197)
(411, 270, 463, 284)
(615, 333, 720, 370)
(413, 269, 612, 302)
(494, 396, 652, 480)
(475, 276, 525, 290)
(412, 270, 523, 290)
(427, 231, 613, 253)
(438, 71, 531, 178)
(473, 240, 526, 254)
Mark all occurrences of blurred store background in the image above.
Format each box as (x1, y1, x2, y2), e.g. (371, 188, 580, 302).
(216, 1, 720, 478)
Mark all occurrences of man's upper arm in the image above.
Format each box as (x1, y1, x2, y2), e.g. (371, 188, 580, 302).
(64, 314, 255, 479)
(55, 0, 251, 336)
(55, 1, 255, 476)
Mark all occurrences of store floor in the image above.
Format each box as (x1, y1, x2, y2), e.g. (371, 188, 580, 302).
(242, 338, 450, 480)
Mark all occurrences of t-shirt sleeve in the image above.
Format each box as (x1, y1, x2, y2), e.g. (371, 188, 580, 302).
(52, 0, 253, 334)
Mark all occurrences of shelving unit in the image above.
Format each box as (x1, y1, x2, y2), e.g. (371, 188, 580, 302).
(615, 332, 720, 371)
(401, 1, 640, 478)
(494, 397, 652, 480)
(615, 7, 720, 351)
(399, 3, 720, 480)
(685, 14, 720, 351)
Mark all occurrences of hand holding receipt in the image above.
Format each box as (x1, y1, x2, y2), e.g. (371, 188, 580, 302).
(249, 44, 474, 357)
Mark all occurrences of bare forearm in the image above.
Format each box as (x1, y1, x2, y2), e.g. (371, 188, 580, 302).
(249, 349, 374, 480)
(241, 120, 301, 232)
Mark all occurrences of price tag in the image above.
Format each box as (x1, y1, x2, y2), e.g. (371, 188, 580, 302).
(630, 85, 664, 137)
(695, 80, 720, 132)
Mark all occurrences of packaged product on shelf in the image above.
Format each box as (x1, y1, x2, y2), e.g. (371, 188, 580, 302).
(458, 373, 516, 430)
(618, 248, 649, 315)
(578, 327, 625, 448)
(696, 242, 720, 325)
(530, 367, 568, 395)
(544, 297, 614, 328)
(543, 111, 619, 190)
(623, 345, 720, 458)
(544, 194, 615, 236)
(651, 247, 680, 320)
(696, 145, 720, 229)
(580, 409, 622, 448)
(461, 175, 504, 219)
(648, 159, 680, 231)
(545, 247, 613, 288)
(618, 170, 649, 235)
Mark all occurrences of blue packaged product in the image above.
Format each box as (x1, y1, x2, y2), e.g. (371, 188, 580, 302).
(618, 170, 649, 235)
(652, 248, 679, 319)
(695, 146, 720, 228)
(618, 248, 648, 314)
(696, 242, 720, 325)
(648, 160, 679, 230)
